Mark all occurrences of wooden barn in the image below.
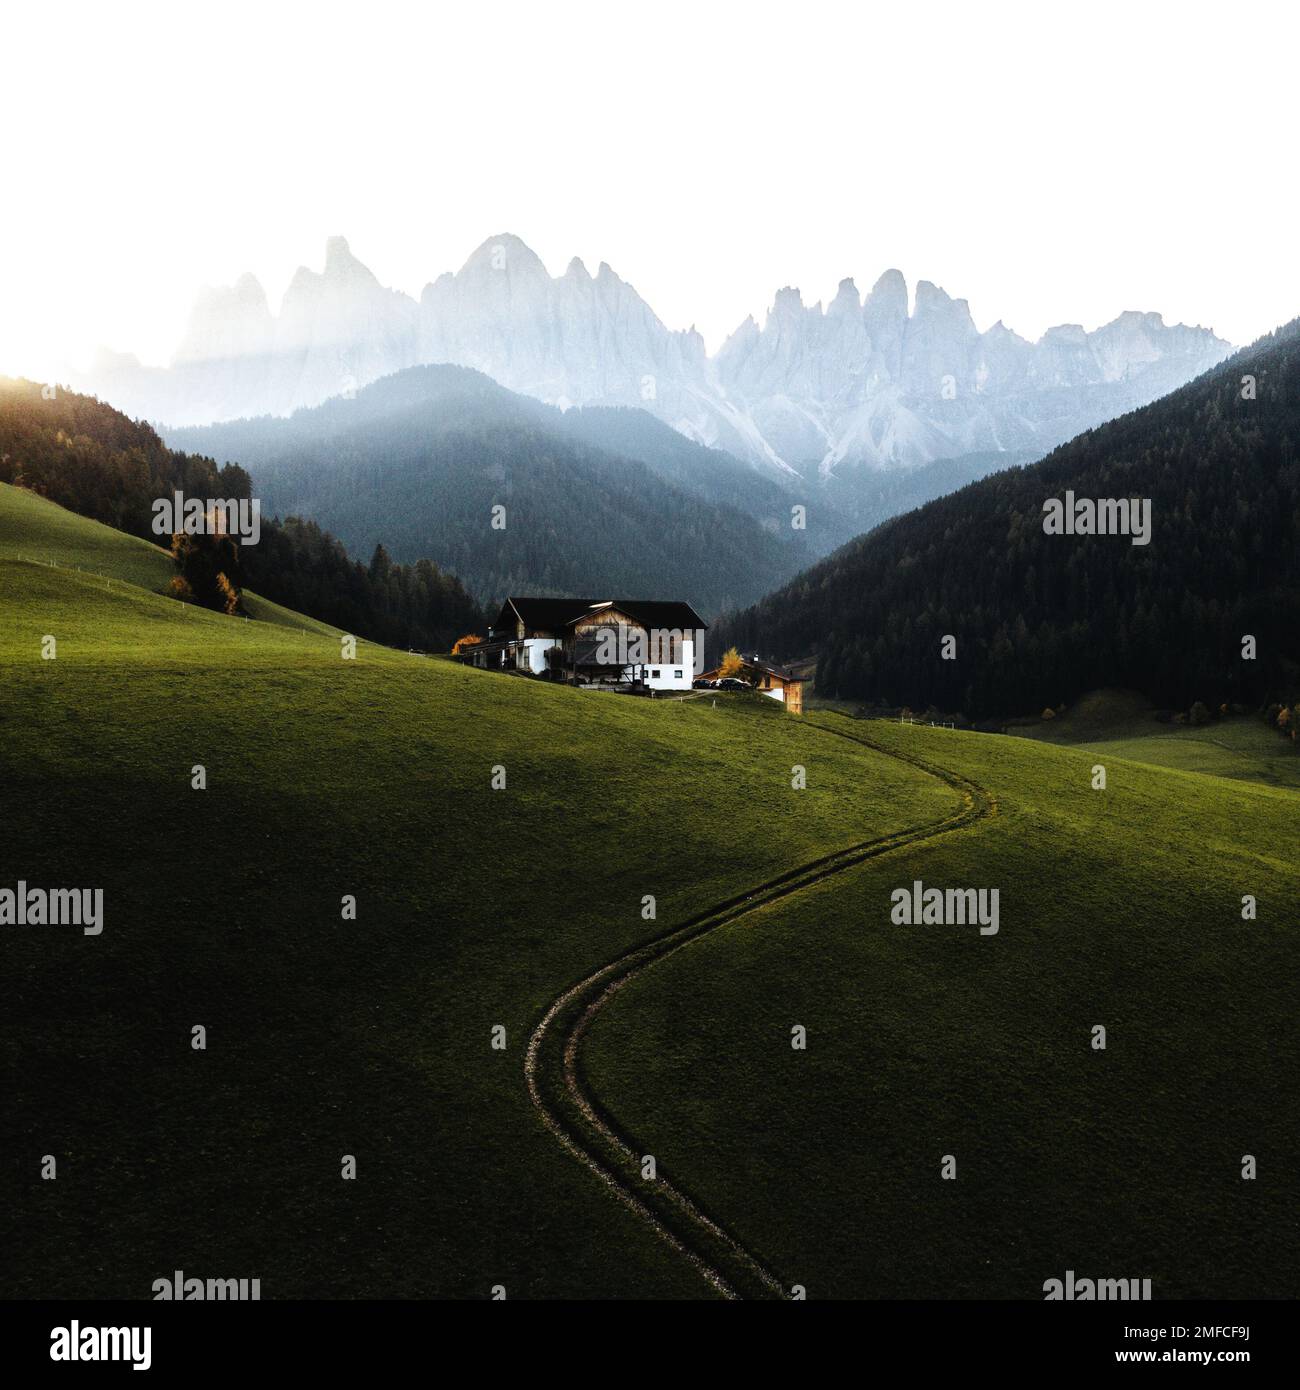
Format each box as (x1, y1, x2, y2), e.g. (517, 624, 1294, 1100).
(463, 597, 706, 692)
(703, 654, 806, 714)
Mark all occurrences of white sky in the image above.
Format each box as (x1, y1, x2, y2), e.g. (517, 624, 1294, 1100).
(2, 0, 1296, 379)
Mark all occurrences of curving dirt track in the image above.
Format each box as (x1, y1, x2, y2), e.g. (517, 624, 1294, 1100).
(525, 715, 998, 1299)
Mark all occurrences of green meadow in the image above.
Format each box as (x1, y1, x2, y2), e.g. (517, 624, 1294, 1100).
(1011, 688, 1300, 792)
(583, 715, 1300, 1298)
(0, 482, 338, 636)
(2, 481, 1296, 1298)
(0, 483, 945, 1297)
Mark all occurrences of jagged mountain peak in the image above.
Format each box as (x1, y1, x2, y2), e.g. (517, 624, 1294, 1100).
(913, 280, 972, 317)
(81, 235, 1235, 478)
(282, 236, 385, 294)
(829, 278, 861, 315)
(1110, 308, 1166, 329)
(983, 318, 1031, 347)
(459, 233, 548, 280)
(717, 315, 761, 359)
(1041, 322, 1089, 343)
(231, 271, 269, 303)
(866, 268, 908, 301)
(324, 234, 354, 268)
(184, 275, 270, 321)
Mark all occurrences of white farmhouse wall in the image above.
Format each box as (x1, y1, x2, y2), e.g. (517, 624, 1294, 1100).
(522, 637, 558, 674)
(644, 636, 694, 691)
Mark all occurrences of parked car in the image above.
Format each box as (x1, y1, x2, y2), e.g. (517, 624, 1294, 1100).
(692, 677, 715, 689)
(715, 678, 751, 692)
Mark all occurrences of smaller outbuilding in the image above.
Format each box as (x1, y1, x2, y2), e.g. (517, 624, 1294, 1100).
(701, 654, 806, 714)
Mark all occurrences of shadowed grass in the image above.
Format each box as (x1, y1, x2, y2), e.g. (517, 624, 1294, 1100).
(0, 493, 947, 1298)
(1012, 687, 1300, 791)
(583, 715, 1300, 1297)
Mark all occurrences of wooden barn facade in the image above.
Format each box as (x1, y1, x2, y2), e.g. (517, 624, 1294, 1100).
(463, 597, 706, 692)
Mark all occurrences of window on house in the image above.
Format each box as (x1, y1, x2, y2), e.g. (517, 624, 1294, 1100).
(650, 669, 660, 679)
(673, 670, 681, 679)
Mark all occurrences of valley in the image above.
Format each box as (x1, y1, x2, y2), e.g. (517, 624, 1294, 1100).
(2, 0, 1295, 1344)
(2, 483, 1294, 1299)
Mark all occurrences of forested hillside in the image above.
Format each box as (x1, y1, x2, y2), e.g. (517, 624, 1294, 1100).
(169, 366, 813, 615)
(716, 322, 1300, 719)
(0, 378, 482, 648)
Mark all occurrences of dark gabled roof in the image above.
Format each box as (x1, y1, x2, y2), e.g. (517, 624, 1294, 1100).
(606, 599, 706, 631)
(494, 597, 589, 632)
(742, 653, 806, 683)
(494, 597, 706, 633)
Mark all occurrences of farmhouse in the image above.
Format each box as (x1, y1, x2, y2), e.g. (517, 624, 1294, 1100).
(704, 653, 807, 714)
(464, 597, 706, 692)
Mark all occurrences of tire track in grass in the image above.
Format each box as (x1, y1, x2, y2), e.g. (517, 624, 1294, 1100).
(525, 714, 997, 1299)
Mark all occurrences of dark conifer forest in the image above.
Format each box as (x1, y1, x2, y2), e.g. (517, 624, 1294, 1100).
(715, 322, 1300, 719)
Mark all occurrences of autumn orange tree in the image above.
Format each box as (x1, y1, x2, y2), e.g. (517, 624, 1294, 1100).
(718, 646, 745, 679)
(451, 634, 484, 656)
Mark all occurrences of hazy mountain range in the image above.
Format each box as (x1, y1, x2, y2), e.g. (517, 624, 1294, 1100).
(169, 365, 815, 615)
(81, 235, 1232, 484)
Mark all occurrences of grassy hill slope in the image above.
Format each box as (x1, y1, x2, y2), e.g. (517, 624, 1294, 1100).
(4, 491, 1295, 1299)
(0, 481, 340, 636)
(0, 493, 948, 1297)
(1010, 689, 1300, 791)
(583, 714, 1300, 1297)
